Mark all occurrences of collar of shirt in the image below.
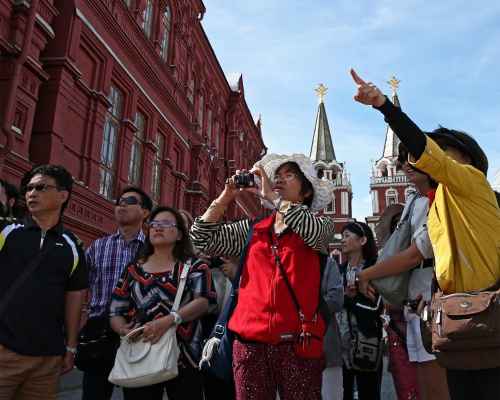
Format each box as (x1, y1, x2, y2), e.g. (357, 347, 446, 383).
(111, 229, 145, 244)
(23, 215, 64, 235)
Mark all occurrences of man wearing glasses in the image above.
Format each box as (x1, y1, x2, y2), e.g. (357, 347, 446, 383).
(0, 164, 88, 399)
(81, 186, 152, 400)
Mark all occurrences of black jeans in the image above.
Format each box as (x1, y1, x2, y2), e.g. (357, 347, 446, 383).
(82, 368, 117, 400)
(343, 365, 382, 400)
(446, 367, 500, 400)
(123, 363, 204, 400)
(203, 371, 235, 400)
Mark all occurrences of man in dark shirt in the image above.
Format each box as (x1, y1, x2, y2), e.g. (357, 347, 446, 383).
(0, 165, 88, 400)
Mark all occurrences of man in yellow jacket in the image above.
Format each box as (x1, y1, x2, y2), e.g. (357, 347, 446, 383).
(351, 68, 500, 400)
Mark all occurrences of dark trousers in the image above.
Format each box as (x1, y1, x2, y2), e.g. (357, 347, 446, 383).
(122, 363, 204, 400)
(446, 367, 500, 400)
(82, 368, 117, 400)
(342, 365, 382, 400)
(203, 372, 235, 400)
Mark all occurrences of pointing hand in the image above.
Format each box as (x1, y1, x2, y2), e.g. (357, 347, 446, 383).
(350, 69, 386, 108)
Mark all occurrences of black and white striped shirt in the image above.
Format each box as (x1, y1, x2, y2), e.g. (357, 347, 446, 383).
(190, 204, 335, 256)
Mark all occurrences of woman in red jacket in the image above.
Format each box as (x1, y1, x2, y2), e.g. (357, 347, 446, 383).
(191, 153, 335, 400)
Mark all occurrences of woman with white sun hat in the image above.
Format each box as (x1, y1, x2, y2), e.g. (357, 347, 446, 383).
(191, 153, 336, 400)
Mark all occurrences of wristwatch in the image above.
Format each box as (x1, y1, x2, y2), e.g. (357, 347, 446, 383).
(171, 311, 183, 326)
(66, 346, 77, 355)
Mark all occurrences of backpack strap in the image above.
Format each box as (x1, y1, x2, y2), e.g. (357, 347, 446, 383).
(211, 218, 260, 340)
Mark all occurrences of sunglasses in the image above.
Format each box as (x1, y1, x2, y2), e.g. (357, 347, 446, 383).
(25, 183, 59, 193)
(116, 196, 142, 207)
(148, 221, 177, 229)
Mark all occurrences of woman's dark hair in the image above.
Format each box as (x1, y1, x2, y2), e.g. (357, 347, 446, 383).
(276, 162, 314, 208)
(20, 164, 73, 212)
(138, 206, 194, 263)
(342, 221, 378, 264)
(118, 186, 153, 211)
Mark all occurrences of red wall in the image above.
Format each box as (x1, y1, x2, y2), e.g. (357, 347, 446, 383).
(0, 0, 266, 244)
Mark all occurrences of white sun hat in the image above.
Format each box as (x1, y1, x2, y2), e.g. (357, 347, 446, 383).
(254, 153, 335, 212)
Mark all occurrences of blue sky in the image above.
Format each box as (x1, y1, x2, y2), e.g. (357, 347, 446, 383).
(202, 1, 500, 220)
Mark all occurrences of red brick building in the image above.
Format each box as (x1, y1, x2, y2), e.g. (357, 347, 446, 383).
(0, 0, 266, 243)
(366, 77, 412, 236)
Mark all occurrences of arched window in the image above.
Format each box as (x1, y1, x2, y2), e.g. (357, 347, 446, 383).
(99, 85, 124, 199)
(160, 5, 172, 61)
(386, 188, 398, 206)
(151, 134, 165, 204)
(371, 190, 379, 214)
(197, 94, 204, 135)
(142, 0, 154, 38)
(325, 195, 336, 214)
(128, 112, 146, 185)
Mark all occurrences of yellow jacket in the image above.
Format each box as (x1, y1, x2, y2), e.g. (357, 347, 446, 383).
(411, 137, 500, 293)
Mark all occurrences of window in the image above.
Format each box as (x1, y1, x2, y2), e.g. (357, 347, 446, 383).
(187, 72, 195, 103)
(160, 5, 172, 61)
(371, 190, 379, 214)
(341, 191, 349, 215)
(214, 120, 220, 151)
(99, 86, 123, 199)
(386, 188, 398, 206)
(325, 195, 336, 214)
(142, 0, 154, 38)
(206, 109, 212, 143)
(128, 112, 146, 185)
(197, 95, 204, 135)
(151, 134, 165, 202)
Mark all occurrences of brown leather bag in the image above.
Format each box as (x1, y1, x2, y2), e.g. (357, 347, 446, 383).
(422, 285, 500, 370)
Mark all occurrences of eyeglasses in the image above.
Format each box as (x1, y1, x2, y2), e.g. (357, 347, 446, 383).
(25, 183, 59, 193)
(148, 221, 177, 229)
(271, 173, 297, 184)
(117, 196, 141, 207)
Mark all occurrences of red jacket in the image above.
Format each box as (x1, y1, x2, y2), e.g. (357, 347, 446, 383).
(228, 214, 325, 344)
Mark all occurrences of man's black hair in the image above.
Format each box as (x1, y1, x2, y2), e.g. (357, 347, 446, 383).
(21, 165, 73, 212)
(118, 186, 153, 211)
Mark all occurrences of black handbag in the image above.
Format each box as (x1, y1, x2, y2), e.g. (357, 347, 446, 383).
(75, 316, 120, 372)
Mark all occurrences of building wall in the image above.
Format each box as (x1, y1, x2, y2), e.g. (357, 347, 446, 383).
(0, 0, 266, 244)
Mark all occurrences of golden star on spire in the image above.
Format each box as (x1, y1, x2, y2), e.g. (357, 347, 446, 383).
(315, 84, 328, 103)
(387, 76, 401, 95)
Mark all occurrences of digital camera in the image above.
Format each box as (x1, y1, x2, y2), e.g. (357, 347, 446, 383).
(234, 172, 256, 188)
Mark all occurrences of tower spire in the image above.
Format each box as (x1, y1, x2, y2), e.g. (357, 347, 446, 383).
(310, 84, 336, 162)
(380, 75, 402, 160)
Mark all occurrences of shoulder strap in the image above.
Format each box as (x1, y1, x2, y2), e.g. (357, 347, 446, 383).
(0, 239, 56, 319)
(268, 230, 303, 317)
(172, 259, 191, 312)
(233, 218, 260, 289)
(399, 193, 419, 223)
(209, 219, 259, 340)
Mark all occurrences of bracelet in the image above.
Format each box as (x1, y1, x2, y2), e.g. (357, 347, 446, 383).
(66, 346, 77, 355)
(170, 311, 183, 326)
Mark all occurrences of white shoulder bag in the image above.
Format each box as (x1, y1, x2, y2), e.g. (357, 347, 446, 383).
(108, 261, 190, 388)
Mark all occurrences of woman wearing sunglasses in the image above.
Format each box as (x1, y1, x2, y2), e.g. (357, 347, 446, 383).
(109, 206, 216, 400)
